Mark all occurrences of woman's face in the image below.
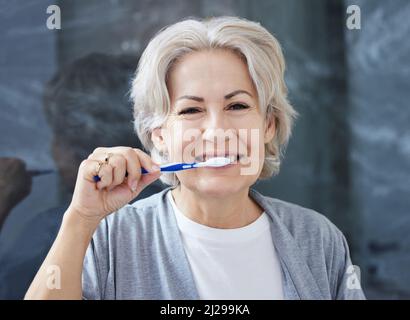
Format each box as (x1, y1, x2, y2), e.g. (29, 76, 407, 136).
(154, 49, 275, 197)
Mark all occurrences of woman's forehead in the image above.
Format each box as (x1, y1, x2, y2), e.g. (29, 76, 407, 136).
(168, 50, 256, 100)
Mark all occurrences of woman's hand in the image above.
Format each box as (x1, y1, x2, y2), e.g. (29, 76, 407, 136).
(67, 146, 162, 227)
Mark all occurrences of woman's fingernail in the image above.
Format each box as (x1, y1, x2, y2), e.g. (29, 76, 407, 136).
(131, 181, 138, 192)
(151, 165, 160, 172)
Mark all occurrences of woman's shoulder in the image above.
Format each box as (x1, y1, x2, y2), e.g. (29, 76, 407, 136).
(250, 189, 347, 251)
(252, 189, 365, 299)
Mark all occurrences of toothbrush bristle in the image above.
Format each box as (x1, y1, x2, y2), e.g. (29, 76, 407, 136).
(203, 157, 232, 167)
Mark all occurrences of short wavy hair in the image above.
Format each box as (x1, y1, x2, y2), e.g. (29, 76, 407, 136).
(131, 16, 297, 186)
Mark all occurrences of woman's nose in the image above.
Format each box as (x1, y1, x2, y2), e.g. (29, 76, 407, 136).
(203, 108, 231, 130)
(201, 111, 236, 143)
(202, 128, 230, 143)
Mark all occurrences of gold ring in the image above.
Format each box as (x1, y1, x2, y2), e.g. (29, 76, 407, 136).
(95, 160, 105, 176)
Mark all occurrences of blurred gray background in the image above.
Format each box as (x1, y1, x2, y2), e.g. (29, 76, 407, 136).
(0, 0, 409, 299)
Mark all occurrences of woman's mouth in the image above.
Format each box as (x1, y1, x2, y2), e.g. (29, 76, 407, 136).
(194, 153, 245, 163)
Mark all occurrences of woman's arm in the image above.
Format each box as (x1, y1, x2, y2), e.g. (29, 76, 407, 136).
(24, 147, 161, 300)
(24, 209, 97, 300)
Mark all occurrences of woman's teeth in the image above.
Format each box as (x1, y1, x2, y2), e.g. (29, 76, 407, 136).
(199, 154, 243, 162)
(229, 154, 241, 162)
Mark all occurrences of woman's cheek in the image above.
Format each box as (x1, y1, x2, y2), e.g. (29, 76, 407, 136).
(242, 127, 265, 176)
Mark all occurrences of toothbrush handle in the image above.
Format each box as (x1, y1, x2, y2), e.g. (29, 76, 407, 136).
(95, 162, 197, 181)
(141, 163, 195, 174)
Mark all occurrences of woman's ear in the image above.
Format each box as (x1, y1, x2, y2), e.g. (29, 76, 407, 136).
(264, 114, 276, 143)
(151, 127, 167, 152)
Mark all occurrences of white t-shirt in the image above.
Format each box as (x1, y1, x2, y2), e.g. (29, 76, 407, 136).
(167, 191, 284, 300)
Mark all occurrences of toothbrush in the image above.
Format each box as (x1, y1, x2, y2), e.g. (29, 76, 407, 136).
(140, 157, 232, 174)
(93, 157, 232, 182)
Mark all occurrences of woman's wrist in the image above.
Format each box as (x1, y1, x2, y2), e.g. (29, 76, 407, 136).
(62, 207, 101, 238)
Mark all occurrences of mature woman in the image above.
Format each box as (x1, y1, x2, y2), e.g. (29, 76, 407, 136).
(26, 16, 365, 300)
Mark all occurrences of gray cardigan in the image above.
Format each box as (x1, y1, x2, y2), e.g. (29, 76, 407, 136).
(82, 187, 366, 300)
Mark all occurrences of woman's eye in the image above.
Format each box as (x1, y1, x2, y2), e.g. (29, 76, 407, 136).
(228, 103, 249, 110)
(177, 107, 201, 115)
(177, 104, 249, 116)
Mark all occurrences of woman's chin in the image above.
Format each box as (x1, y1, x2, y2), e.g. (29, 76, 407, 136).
(178, 166, 258, 197)
(191, 176, 245, 197)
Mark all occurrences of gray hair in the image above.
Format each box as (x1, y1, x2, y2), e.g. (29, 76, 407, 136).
(131, 16, 297, 185)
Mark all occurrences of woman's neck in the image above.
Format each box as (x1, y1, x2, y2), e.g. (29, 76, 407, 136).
(171, 185, 263, 229)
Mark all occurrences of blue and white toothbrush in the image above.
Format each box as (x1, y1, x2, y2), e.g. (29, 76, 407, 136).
(140, 157, 232, 174)
(93, 157, 232, 182)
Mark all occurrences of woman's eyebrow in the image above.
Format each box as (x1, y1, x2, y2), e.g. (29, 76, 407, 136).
(176, 89, 253, 102)
(224, 89, 253, 99)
